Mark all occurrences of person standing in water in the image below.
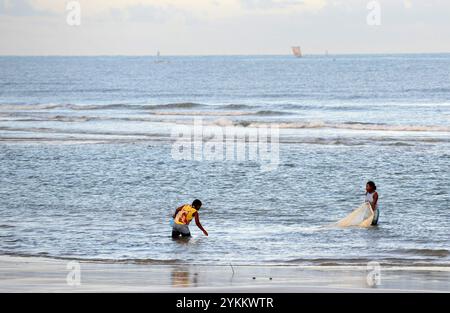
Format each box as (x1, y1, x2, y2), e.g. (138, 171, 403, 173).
(172, 199, 208, 238)
(365, 181, 379, 225)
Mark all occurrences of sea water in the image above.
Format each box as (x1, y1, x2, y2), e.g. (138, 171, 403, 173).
(0, 55, 449, 265)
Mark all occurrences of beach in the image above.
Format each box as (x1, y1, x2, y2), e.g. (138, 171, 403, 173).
(1, 0, 450, 297)
(0, 255, 449, 293)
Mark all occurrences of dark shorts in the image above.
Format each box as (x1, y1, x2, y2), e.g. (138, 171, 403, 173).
(172, 223, 191, 238)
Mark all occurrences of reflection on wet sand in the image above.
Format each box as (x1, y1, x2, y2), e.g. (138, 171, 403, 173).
(171, 267, 198, 287)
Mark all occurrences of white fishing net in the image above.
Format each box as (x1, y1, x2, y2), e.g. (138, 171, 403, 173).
(336, 202, 374, 227)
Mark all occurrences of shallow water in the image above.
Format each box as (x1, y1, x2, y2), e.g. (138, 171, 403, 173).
(0, 55, 449, 265)
(0, 142, 448, 265)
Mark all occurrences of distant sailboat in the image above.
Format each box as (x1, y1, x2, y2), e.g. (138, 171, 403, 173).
(291, 46, 302, 58)
(155, 50, 165, 64)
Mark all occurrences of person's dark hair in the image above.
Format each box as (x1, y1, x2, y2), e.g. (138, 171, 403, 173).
(367, 181, 377, 191)
(192, 199, 202, 209)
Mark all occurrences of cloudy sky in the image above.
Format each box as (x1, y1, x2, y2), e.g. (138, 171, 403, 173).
(0, 0, 449, 55)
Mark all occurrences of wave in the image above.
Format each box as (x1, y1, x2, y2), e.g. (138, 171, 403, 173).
(2, 251, 449, 267)
(0, 116, 98, 123)
(0, 103, 63, 110)
(69, 102, 204, 111)
(282, 257, 450, 267)
(384, 142, 414, 146)
(0, 114, 167, 123)
(235, 121, 450, 132)
(150, 110, 290, 117)
(0, 102, 204, 111)
(149, 102, 203, 110)
(282, 102, 450, 111)
(0, 225, 15, 229)
(255, 110, 290, 116)
(1, 130, 448, 147)
(151, 111, 250, 116)
(281, 103, 381, 111)
(0, 102, 288, 115)
(393, 249, 450, 258)
(0, 126, 170, 139)
(218, 104, 256, 110)
(3, 101, 450, 115)
(403, 87, 450, 93)
(0, 252, 181, 265)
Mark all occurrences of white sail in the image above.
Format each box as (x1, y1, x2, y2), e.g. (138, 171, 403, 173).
(155, 50, 165, 64)
(292, 46, 302, 58)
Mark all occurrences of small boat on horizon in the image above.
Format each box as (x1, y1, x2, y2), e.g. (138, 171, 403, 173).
(292, 46, 302, 58)
(155, 50, 167, 64)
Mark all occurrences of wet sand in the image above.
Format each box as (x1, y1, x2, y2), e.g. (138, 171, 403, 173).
(0, 256, 448, 293)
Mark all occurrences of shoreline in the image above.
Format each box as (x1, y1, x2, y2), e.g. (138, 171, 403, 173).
(1, 255, 448, 293)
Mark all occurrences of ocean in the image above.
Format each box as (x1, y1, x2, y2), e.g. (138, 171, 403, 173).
(0, 54, 449, 266)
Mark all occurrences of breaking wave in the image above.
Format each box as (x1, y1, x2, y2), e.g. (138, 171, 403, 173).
(234, 121, 450, 132)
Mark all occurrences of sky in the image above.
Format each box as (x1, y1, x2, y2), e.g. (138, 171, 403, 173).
(0, 0, 449, 55)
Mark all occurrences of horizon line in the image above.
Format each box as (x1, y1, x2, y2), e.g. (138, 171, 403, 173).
(1, 51, 450, 57)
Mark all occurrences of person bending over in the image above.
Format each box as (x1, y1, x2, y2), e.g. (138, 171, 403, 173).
(172, 199, 208, 238)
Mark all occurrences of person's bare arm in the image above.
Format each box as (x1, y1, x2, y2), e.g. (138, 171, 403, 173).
(172, 205, 184, 218)
(194, 213, 208, 236)
(372, 193, 379, 210)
